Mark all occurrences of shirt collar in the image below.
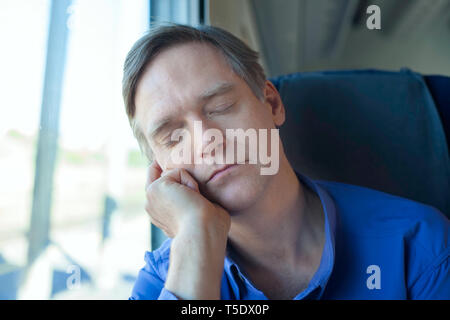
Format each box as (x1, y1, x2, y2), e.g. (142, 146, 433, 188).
(296, 171, 337, 298)
(223, 171, 337, 300)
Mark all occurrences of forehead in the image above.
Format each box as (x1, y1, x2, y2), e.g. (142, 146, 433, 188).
(134, 42, 239, 128)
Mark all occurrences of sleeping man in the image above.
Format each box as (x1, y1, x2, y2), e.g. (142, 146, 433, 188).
(122, 24, 449, 300)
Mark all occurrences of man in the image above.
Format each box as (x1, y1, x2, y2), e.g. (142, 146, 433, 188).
(123, 24, 449, 300)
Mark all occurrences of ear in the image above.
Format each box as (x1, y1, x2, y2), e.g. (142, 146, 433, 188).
(263, 80, 285, 127)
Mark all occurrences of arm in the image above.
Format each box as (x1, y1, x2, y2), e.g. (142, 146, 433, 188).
(143, 162, 231, 300)
(165, 214, 229, 299)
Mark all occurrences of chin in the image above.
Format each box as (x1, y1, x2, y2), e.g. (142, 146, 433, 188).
(204, 164, 270, 213)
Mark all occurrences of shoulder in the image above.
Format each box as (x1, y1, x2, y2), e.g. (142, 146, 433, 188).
(316, 180, 449, 298)
(316, 179, 449, 255)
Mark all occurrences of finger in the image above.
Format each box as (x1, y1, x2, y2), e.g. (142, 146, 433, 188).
(163, 168, 199, 192)
(145, 160, 163, 191)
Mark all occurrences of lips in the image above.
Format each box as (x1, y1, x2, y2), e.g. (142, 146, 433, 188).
(206, 164, 238, 184)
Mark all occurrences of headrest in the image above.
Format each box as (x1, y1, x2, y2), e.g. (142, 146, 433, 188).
(271, 69, 450, 215)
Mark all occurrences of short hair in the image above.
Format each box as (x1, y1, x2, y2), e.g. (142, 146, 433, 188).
(122, 23, 266, 161)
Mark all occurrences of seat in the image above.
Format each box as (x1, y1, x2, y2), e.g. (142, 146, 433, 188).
(270, 69, 450, 217)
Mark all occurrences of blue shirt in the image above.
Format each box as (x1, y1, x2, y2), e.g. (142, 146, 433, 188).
(129, 173, 450, 300)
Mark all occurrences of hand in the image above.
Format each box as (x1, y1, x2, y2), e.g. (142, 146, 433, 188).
(144, 161, 231, 239)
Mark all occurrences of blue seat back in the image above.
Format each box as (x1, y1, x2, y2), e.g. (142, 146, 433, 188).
(270, 69, 450, 216)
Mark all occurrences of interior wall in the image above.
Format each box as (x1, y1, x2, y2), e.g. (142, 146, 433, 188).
(207, 0, 269, 74)
(305, 17, 450, 76)
(208, 0, 450, 77)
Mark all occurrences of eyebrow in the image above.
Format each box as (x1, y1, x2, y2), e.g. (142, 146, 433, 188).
(148, 82, 235, 141)
(199, 82, 234, 102)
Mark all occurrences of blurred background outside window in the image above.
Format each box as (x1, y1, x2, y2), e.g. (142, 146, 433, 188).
(0, 0, 203, 299)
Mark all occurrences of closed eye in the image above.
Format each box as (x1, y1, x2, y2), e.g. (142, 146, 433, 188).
(161, 133, 183, 148)
(207, 103, 235, 117)
(163, 140, 178, 148)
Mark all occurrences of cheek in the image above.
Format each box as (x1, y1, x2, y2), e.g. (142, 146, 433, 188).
(150, 143, 173, 171)
(207, 166, 270, 212)
(236, 101, 274, 129)
(155, 152, 178, 171)
(153, 145, 193, 172)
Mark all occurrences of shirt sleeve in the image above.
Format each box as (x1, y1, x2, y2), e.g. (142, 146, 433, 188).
(157, 287, 180, 300)
(409, 248, 450, 300)
(129, 251, 180, 300)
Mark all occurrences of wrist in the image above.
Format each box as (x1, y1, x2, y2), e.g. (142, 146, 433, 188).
(179, 205, 230, 240)
(167, 219, 227, 300)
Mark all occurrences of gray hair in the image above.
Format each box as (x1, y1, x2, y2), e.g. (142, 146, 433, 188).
(122, 23, 266, 161)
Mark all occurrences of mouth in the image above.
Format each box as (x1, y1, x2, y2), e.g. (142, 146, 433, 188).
(206, 164, 239, 184)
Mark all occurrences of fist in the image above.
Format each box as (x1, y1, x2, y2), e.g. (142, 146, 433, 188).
(144, 161, 231, 238)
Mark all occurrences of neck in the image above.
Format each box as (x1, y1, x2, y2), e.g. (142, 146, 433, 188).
(227, 156, 325, 271)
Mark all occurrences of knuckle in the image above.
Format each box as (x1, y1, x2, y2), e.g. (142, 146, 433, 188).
(158, 177, 172, 189)
(145, 180, 155, 193)
(146, 178, 164, 194)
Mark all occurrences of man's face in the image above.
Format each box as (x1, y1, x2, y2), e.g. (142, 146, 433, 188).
(134, 42, 284, 212)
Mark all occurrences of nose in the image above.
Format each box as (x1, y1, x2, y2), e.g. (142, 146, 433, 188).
(191, 119, 225, 165)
